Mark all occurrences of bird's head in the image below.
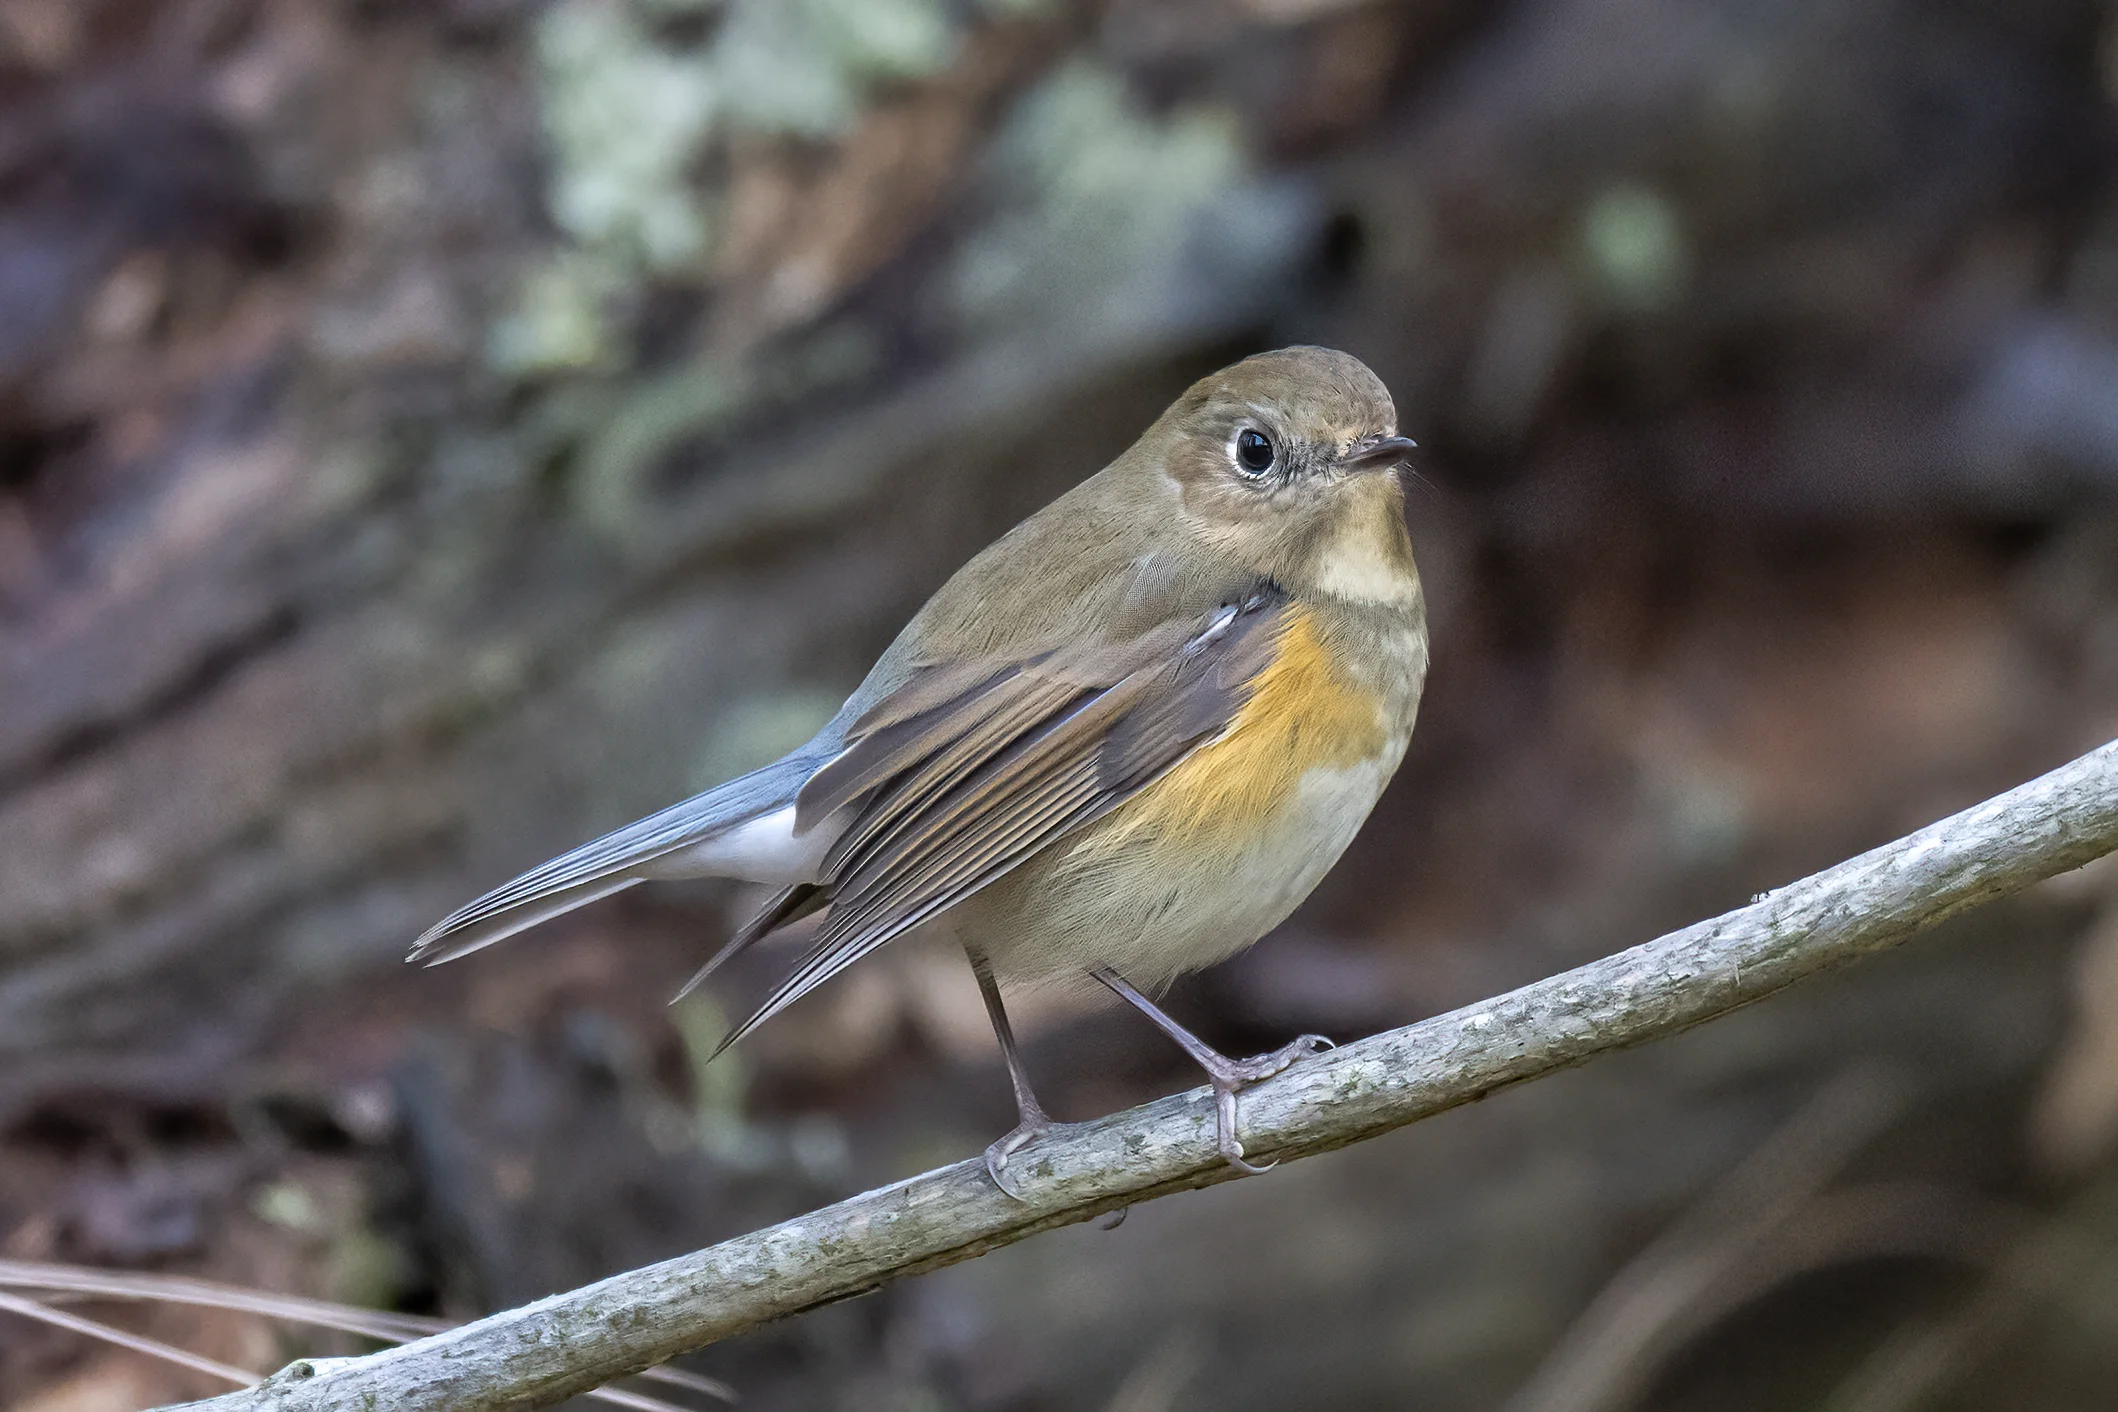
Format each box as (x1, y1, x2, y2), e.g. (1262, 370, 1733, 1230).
(1140, 346, 1420, 606)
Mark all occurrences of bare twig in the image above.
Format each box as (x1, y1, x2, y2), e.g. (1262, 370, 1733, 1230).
(163, 739, 2118, 1412)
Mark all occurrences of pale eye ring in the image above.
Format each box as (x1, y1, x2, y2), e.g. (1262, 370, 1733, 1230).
(1234, 427, 1276, 476)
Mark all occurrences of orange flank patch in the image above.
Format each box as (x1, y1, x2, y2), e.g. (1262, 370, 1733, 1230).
(1106, 608, 1388, 844)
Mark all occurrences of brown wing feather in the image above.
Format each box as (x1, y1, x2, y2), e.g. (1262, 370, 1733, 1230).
(803, 672, 1091, 859)
(711, 587, 1288, 1052)
(670, 881, 826, 1002)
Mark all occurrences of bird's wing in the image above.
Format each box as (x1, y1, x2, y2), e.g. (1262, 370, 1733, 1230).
(408, 745, 829, 966)
(714, 586, 1291, 1051)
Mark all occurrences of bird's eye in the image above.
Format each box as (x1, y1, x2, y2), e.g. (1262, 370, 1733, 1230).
(1234, 428, 1276, 475)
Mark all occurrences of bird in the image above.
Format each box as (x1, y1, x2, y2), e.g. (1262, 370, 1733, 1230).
(411, 345, 1428, 1197)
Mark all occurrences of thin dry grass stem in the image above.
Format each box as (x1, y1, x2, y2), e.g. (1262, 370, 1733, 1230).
(0, 1260, 444, 1342)
(0, 1261, 734, 1409)
(0, 1289, 257, 1387)
(1509, 1071, 2027, 1412)
(1823, 1176, 2118, 1412)
(1504, 1070, 1904, 1412)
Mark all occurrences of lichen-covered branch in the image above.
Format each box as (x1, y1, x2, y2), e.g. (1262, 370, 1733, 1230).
(165, 739, 2118, 1412)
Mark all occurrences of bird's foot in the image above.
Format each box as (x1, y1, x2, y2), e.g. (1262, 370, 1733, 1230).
(985, 1114, 1074, 1200)
(1218, 1033, 1336, 1085)
(1201, 1034, 1336, 1174)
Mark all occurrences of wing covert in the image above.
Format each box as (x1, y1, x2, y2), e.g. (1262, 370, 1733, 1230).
(713, 586, 1289, 1050)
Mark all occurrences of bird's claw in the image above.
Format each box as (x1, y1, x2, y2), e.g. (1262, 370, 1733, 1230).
(1206, 1034, 1334, 1175)
(1210, 1081, 1278, 1173)
(985, 1118, 1055, 1200)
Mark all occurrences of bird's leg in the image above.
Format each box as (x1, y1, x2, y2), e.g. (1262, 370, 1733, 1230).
(969, 948, 1063, 1199)
(1092, 967, 1333, 1175)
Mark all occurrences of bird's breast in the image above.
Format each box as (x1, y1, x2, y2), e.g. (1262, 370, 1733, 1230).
(1097, 603, 1413, 852)
(958, 602, 1423, 986)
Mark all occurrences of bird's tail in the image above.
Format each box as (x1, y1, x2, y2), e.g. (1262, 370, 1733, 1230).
(408, 747, 827, 966)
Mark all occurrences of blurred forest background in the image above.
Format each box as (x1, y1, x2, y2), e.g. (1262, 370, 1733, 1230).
(4, 0, 2118, 1408)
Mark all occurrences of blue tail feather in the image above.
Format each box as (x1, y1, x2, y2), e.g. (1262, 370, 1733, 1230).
(409, 742, 831, 965)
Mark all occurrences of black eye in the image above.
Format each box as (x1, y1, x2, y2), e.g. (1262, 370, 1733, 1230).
(1234, 428, 1275, 475)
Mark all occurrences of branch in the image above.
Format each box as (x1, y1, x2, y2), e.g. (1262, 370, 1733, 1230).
(166, 740, 2118, 1412)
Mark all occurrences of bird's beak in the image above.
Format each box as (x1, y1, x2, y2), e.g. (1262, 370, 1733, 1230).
(1337, 435, 1418, 474)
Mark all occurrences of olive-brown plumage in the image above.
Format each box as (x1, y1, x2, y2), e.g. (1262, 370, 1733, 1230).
(413, 346, 1427, 1191)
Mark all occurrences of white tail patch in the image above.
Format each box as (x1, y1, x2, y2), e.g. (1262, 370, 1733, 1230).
(638, 804, 835, 884)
